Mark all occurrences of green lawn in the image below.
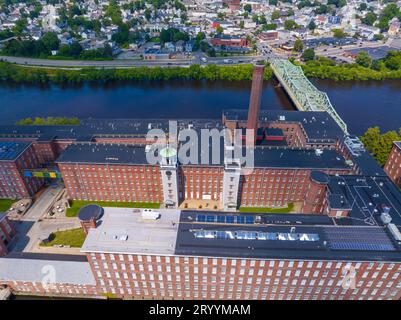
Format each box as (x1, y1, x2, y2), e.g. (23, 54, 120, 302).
(40, 228, 86, 248)
(0, 199, 16, 212)
(66, 200, 160, 217)
(239, 203, 294, 214)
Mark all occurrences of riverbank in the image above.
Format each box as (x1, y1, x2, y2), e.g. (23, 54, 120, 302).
(302, 63, 401, 81)
(0, 61, 272, 84)
(300, 51, 401, 81)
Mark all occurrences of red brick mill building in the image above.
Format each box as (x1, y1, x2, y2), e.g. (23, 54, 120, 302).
(0, 213, 16, 257)
(0, 64, 401, 300)
(0, 141, 43, 199)
(385, 141, 401, 187)
(79, 206, 401, 300)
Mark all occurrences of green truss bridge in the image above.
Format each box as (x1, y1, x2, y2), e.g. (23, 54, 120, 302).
(269, 58, 348, 134)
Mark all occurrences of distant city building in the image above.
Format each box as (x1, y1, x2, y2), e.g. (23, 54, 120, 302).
(258, 31, 279, 42)
(211, 35, 249, 48)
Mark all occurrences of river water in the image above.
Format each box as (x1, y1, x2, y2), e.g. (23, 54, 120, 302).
(0, 79, 400, 135)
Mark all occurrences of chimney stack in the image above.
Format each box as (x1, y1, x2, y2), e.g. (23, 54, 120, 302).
(247, 63, 265, 145)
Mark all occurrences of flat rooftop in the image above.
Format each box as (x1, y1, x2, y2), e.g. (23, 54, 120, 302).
(81, 206, 401, 262)
(56, 141, 350, 171)
(56, 143, 156, 166)
(0, 258, 96, 285)
(0, 141, 31, 161)
(81, 208, 181, 255)
(0, 119, 223, 142)
(252, 147, 350, 170)
(0, 113, 341, 144)
(328, 175, 401, 226)
(176, 211, 401, 261)
(223, 110, 345, 142)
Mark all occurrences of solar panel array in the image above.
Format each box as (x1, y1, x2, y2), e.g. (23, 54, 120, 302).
(324, 227, 396, 252)
(196, 214, 254, 225)
(193, 230, 320, 242)
(0, 142, 29, 161)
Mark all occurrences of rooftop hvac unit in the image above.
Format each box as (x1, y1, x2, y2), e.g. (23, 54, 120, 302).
(141, 209, 161, 220)
(315, 149, 323, 156)
(380, 212, 392, 225)
(388, 223, 401, 242)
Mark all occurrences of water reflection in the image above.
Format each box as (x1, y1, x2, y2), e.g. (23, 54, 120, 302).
(0, 79, 400, 135)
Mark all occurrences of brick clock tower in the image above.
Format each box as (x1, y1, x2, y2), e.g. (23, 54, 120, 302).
(160, 146, 179, 208)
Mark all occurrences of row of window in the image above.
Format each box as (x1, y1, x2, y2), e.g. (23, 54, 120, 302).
(93, 254, 401, 271)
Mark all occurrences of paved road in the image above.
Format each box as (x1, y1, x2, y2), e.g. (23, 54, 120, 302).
(0, 54, 259, 68)
(9, 185, 65, 252)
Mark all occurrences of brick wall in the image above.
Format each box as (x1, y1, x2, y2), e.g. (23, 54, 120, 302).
(58, 163, 163, 203)
(86, 252, 401, 300)
(384, 143, 401, 187)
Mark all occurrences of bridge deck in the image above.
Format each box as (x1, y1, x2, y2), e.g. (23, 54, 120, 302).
(270, 59, 348, 134)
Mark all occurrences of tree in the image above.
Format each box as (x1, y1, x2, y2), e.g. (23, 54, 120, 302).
(160, 28, 189, 43)
(384, 55, 401, 70)
(358, 3, 368, 11)
(308, 20, 316, 30)
(376, 17, 390, 32)
(69, 42, 83, 57)
(29, 3, 42, 19)
(294, 39, 304, 52)
(239, 21, 244, 29)
(244, 4, 252, 12)
(355, 51, 372, 68)
(271, 11, 280, 20)
(112, 23, 130, 45)
(269, 0, 278, 5)
(381, 3, 400, 20)
(216, 26, 224, 34)
(41, 32, 60, 51)
(195, 32, 205, 41)
(361, 12, 377, 26)
(332, 28, 347, 38)
(360, 127, 401, 166)
(284, 20, 299, 30)
(302, 48, 315, 61)
(315, 5, 328, 14)
(144, 8, 152, 21)
(13, 18, 27, 35)
(0, 29, 14, 41)
(263, 23, 277, 30)
(207, 48, 216, 57)
(328, 0, 346, 7)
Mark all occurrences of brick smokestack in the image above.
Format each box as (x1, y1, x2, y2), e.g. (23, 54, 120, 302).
(247, 63, 265, 145)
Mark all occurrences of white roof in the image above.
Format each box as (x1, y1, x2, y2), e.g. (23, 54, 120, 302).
(81, 207, 181, 256)
(0, 258, 96, 285)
